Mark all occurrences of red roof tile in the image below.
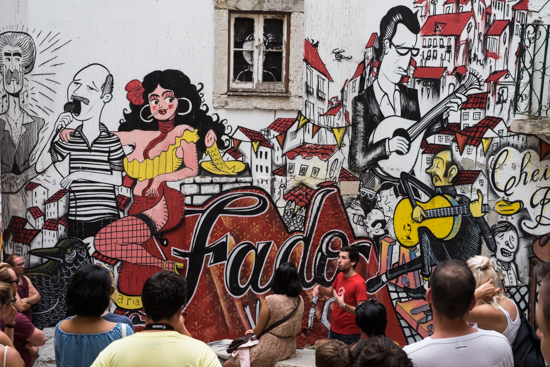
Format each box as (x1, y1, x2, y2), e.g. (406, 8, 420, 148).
(28, 207, 44, 219)
(512, 0, 529, 11)
(273, 166, 286, 176)
(487, 20, 509, 36)
(439, 123, 462, 135)
(322, 103, 342, 116)
(58, 216, 69, 227)
(453, 65, 468, 75)
(339, 168, 359, 181)
(25, 182, 40, 191)
(225, 147, 243, 160)
(486, 70, 509, 83)
(304, 39, 333, 81)
(477, 116, 504, 129)
(413, 67, 447, 79)
(351, 61, 365, 80)
(13, 228, 40, 245)
(43, 219, 58, 231)
(366, 33, 377, 48)
(486, 51, 500, 59)
(237, 127, 272, 148)
(461, 92, 488, 109)
(420, 12, 474, 36)
(423, 144, 449, 154)
(6, 217, 26, 232)
(284, 184, 315, 207)
(453, 170, 481, 185)
(45, 189, 69, 204)
(267, 118, 297, 134)
(93, 252, 118, 266)
(284, 144, 338, 161)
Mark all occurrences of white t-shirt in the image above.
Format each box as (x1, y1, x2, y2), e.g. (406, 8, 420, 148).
(403, 329, 513, 367)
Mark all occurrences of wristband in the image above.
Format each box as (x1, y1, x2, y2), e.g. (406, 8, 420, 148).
(5, 323, 15, 328)
(339, 303, 346, 309)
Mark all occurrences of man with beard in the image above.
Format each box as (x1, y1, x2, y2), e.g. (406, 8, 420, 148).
(36, 63, 125, 239)
(312, 246, 367, 345)
(0, 31, 45, 194)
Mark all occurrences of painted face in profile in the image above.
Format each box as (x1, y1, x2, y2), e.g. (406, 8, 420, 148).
(148, 85, 178, 121)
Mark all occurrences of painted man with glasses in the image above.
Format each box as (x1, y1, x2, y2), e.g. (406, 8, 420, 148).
(350, 6, 452, 187)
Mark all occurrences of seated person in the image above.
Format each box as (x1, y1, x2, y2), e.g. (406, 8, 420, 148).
(349, 336, 412, 367)
(0, 282, 24, 367)
(355, 299, 387, 337)
(467, 256, 520, 345)
(55, 264, 134, 367)
(4, 255, 40, 322)
(315, 339, 348, 367)
(0, 264, 45, 367)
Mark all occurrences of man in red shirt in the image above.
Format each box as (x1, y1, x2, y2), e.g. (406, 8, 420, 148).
(313, 246, 367, 344)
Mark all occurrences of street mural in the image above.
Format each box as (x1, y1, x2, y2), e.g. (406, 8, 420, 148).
(2, 0, 550, 346)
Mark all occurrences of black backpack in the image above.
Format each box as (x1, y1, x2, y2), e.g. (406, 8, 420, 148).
(512, 313, 545, 367)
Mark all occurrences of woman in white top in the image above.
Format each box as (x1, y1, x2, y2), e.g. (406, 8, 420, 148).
(466, 255, 521, 345)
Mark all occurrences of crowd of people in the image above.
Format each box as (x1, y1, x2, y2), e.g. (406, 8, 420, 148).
(0, 247, 546, 367)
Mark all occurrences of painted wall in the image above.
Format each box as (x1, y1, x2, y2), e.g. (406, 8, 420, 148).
(1, 0, 549, 346)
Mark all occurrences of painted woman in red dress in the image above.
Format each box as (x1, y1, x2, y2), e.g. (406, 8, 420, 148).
(92, 70, 230, 313)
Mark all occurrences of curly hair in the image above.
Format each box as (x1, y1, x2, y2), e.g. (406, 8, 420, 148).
(119, 69, 228, 156)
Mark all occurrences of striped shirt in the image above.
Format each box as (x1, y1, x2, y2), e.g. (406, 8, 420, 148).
(50, 123, 125, 222)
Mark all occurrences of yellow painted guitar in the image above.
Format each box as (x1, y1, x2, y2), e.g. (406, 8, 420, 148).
(394, 196, 523, 248)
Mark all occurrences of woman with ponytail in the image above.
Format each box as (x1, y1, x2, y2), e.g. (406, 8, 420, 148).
(466, 255, 520, 345)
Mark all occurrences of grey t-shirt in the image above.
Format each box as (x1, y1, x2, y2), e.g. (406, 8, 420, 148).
(403, 329, 513, 367)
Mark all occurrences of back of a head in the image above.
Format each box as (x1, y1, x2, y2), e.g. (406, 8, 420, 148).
(271, 262, 302, 298)
(142, 270, 187, 322)
(350, 336, 412, 367)
(355, 299, 387, 337)
(66, 264, 112, 317)
(315, 339, 349, 367)
(430, 260, 475, 320)
(0, 282, 12, 306)
(0, 264, 12, 283)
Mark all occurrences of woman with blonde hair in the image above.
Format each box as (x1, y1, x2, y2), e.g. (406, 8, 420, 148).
(466, 255, 520, 345)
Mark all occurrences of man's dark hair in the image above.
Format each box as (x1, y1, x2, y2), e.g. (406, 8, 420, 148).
(355, 299, 387, 337)
(271, 262, 303, 297)
(66, 264, 112, 317)
(374, 6, 420, 63)
(349, 336, 413, 367)
(142, 270, 187, 322)
(4, 254, 21, 267)
(430, 260, 475, 320)
(340, 246, 360, 268)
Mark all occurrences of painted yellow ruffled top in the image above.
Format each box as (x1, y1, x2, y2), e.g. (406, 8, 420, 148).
(123, 129, 199, 181)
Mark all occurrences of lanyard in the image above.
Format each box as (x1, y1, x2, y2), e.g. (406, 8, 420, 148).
(144, 323, 175, 331)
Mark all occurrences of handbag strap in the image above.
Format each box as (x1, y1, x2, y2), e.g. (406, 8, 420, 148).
(260, 297, 301, 336)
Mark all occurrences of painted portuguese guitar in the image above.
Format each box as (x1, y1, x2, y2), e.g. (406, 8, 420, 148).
(371, 70, 483, 178)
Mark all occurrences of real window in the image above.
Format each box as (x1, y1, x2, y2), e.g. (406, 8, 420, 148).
(230, 12, 288, 93)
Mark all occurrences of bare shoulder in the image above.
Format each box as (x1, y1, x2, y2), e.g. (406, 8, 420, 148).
(5, 346, 24, 367)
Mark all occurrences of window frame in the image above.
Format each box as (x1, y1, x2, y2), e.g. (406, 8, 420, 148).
(228, 11, 290, 93)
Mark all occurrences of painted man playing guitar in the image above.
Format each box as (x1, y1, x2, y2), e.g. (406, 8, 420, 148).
(366, 150, 497, 297)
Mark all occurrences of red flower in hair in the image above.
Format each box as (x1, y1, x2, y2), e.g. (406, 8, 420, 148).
(125, 79, 145, 105)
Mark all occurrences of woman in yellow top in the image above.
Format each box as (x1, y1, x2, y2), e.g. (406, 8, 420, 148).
(93, 69, 230, 298)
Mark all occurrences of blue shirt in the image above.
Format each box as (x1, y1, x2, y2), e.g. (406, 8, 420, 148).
(54, 320, 133, 367)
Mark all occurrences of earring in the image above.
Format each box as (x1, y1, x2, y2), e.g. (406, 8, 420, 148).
(177, 98, 192, 116)
(140, 105, 153, 123)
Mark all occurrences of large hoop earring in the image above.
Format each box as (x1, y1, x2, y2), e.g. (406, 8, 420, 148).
(140, 105, 153, 123)
(177, 98, 192, 116)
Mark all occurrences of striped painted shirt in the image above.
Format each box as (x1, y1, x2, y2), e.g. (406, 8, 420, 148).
(50, 123, 125, 222)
